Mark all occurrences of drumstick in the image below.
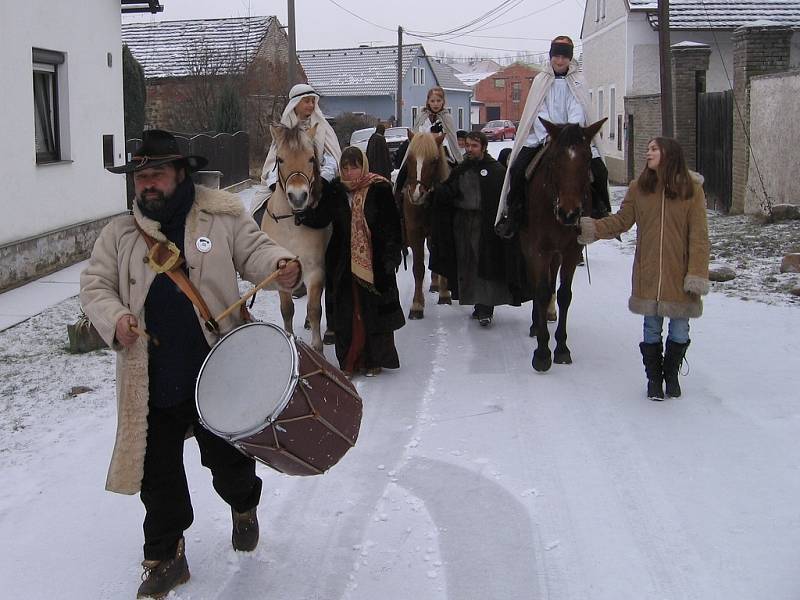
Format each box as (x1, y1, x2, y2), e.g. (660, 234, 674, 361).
(214, 257, 300, 324)
(129, 324, 160, 346)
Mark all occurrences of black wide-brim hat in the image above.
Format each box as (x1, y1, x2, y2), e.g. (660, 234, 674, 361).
(107, 129, 208, 174)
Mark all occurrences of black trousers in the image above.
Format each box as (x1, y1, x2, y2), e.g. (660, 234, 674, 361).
(141, 400, 262, 561)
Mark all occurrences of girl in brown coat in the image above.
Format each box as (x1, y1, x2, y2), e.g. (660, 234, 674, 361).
(579, 137, 710, 400)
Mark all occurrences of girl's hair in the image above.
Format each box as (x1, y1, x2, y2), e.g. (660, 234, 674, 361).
(637, 137, 694, 200)
(340, 146, 364, 170)
(426, 86, 446, 110)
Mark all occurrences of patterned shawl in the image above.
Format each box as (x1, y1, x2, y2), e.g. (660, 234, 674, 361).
(341, 149, 391, 292)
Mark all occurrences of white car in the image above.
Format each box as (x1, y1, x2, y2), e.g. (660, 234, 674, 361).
(349, 126, 409, 161)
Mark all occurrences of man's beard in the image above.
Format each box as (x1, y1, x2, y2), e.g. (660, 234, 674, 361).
(138, 189, 168, 213)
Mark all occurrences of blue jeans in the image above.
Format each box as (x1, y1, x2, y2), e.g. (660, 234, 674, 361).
(643, 315, 690, 344)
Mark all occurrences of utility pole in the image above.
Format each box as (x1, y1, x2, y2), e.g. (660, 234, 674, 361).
(287, 0, 297, 90)
(396, 26, 403, 126)
(658, 0, 674, 137)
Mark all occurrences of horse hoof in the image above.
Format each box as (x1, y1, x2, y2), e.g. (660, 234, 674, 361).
(532, 352, 552, 372)
(408, 309, 424, 320)
(304, 318, 311, 330)
(437, 297, 452, 305)
(323, 331, 336, 345)
(554, 351, 572, 365)
(429, 284, 439, 293)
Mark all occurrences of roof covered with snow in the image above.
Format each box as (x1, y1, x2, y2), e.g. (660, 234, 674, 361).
(628, 0, 800, 30)
(429, 60, 472, 94)
(297, 44, 426, 97)
(454, 71, 496, 87)
(121, 16, 275, 79)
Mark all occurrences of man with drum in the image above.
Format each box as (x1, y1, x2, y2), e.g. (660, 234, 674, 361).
(80, 130, 301, 599)
(494, 35, 611, 239)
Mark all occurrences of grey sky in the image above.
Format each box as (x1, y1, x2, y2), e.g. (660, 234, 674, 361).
(123, 0, 587, 63)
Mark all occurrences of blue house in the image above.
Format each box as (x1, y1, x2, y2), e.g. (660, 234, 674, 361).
(297, 44, 471, 130)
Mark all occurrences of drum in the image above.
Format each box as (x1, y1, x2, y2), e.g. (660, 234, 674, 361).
(195, 322, 362, 476)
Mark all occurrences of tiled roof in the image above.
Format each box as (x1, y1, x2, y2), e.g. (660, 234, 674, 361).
(121, 16, 275, 79)
(628, 0, 800, 29)
(429, 60, 472, 93)
(297, 44, 426, 97)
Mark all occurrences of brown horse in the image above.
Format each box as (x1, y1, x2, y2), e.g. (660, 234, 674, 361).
(400, 131, 451, 319)
(521, 117, 606, 371)
(261, 123, 329, 351)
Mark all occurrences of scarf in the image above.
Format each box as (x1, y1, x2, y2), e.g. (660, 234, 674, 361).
(342, 150, 390, 293)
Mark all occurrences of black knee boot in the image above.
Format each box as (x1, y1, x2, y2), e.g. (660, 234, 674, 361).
(639, 342, 664, 400)
(663, 339, 690, 398)
(496, 146, 538, 239)
(589, 157, 611, 218)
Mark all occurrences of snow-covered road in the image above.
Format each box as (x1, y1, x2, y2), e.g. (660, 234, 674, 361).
(1, 187, 799, 599)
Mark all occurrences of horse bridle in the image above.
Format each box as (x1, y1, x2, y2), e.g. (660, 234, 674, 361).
(267, 158, 318, 224)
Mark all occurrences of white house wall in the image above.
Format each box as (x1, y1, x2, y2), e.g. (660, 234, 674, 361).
(0, 0, 126, 248)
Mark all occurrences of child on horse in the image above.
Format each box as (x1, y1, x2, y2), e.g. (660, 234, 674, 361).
(495, 36, 611, 239)
(578, 137, 710, 400)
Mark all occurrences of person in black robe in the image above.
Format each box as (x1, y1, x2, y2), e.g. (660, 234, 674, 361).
(365, 122, 393, 180)
(300, 147, 405, 377)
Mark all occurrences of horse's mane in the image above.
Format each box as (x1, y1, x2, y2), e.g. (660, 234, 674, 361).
(408, 133, 440, 162)
(275, 123, 316, 155)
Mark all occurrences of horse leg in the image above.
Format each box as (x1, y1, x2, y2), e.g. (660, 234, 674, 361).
(429, 272, 439, 294)
(553, 250, 579, 365)
(306, 280, 324, 352)
(408, 236, 426, 319)
(546, 259, 558, 322)
(436, 274, 451, 305)
(279, 291, 295, 335)
(529, 300, 538, 338)
(527, 258, 553, 372)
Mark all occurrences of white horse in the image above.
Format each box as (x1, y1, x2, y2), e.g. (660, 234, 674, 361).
(260, 123, 330, 351)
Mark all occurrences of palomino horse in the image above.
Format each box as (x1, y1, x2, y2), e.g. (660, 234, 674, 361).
(521, 117, 606, 371)
(400, 131, 451, 319)
(261, 123, 330, 351)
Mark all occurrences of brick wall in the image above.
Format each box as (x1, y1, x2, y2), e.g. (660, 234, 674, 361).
(624, 94, 662, 180)
(474, 64, 539, 123)
(670, 43, 711, 170)
(731, 24, 793, 213)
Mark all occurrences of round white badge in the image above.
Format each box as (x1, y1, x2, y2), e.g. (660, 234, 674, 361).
(480, 169, 488, 177)
(196, 237, 212, 253)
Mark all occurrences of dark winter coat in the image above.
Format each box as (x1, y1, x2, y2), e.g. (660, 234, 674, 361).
(430, 152, 530, 304)
(300, 179, 406, 362)
(366, 133, 393, 180)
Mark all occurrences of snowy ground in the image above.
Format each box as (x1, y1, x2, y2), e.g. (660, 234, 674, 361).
(1, 149, 799, 599)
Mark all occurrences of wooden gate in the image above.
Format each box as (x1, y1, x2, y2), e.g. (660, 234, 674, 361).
(697, 90, 732, 211)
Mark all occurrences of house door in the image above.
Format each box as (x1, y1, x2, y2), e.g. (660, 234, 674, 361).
(486, 106, 501, 121)
(697, 90, 733, 211)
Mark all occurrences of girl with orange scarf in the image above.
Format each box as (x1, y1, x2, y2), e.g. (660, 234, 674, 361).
(300, 147, 405, 377)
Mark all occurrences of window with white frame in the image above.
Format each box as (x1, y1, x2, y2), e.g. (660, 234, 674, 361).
(597, 88, 604, 137)
(609, 86, 616, 139)
(33, 48, 65, 163)
(420, 68, 425, 86)
(411, 106, 419, 125)
(602, 0, 606, 19)
(595, 0, 600, 21)
(458, 107, 464, 129)
(412, 67, 418, 85)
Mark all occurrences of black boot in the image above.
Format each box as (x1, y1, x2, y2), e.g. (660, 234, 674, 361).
(639, 342, 664, 400)
(232, 506, 259, 552)
(663, 339, 690, 398)
(137, 537, 190, 599)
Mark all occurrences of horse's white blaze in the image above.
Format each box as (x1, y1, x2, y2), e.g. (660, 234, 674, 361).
(410, 158, 424, 203)
(568, 148, 577, 160)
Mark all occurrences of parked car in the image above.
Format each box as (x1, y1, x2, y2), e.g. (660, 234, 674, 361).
(349, 126, 410, 162)
(481, 119, 516, 141)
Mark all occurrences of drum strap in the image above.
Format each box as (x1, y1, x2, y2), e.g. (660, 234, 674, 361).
(135, 223, 221, 334)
